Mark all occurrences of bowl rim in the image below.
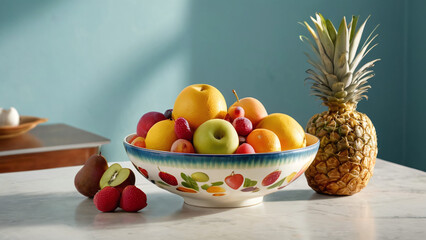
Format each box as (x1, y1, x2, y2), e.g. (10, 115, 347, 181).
(123, 133, 319, 158)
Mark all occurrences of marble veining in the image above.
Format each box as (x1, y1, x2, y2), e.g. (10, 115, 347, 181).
(0, 159, 425, 240)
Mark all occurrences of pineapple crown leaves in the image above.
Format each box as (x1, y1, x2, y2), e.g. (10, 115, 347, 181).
(299, 13, 380, 104)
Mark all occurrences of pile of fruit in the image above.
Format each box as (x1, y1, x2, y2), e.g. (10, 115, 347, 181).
(74, 153, 146, 212)
(129, 84, 306, 154)
(74, 84, 308, 212)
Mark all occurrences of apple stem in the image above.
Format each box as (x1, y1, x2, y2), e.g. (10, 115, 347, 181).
(232, 89, 240, 102)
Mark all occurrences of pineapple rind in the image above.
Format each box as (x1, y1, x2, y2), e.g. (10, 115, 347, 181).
(302, 14, 379, 195)
(305, 104, 377, 195)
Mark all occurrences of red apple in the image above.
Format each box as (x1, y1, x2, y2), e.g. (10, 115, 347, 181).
(225, 171, 244, 190)
(137, 112, 167, 137)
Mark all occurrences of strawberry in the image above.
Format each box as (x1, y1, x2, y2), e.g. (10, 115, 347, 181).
(159, 170, 178, 186)
(120, 185, 147, 212)
(93, 186, 121, 212)
(174, 117, 193, 141)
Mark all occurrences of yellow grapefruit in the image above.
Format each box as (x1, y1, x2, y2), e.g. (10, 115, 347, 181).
(172, 84, 227, 129)
(257, 113, 306, 151)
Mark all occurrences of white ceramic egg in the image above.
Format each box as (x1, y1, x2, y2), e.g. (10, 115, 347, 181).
(0, 107, 20, 126)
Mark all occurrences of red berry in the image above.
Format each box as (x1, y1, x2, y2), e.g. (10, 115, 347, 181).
(174, 117, 193, 141)
(229, 106, 245, 119)
(235, 143, 255, 154)
(128, 135, 138, 144)
(120, 185, 147, 212)
(238, 136, 246, 144)
(159, 171, 178, 186)
(232, 117, 253, 136)
(224, 113, 233, 123)
(93, 186, 121, 212)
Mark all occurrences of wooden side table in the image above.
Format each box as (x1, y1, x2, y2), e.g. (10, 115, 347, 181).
(0, 124, 110, 173)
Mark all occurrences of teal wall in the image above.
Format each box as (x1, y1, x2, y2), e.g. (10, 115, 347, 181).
(406, 0, 426, 171)
(1, 0, 423, 170)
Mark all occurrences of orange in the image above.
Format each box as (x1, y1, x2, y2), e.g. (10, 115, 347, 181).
(173, 84, 227, 129)
(145, 119, 178, 151)
(246, 129, 281, 153)
(257, 113, 306, 151)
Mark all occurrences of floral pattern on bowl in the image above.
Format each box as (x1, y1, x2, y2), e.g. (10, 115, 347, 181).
(124, 133, 319, 208)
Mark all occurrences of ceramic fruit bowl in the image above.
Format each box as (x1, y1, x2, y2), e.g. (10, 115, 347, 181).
(124, 133, 319, 208)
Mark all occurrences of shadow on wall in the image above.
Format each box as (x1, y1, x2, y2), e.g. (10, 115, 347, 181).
(0, 0, 59, 33)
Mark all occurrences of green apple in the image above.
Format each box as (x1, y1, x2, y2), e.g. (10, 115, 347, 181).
(193, 119, 239, 154)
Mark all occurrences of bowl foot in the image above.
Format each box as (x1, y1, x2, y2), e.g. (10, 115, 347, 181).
(183, 196, 264, 208)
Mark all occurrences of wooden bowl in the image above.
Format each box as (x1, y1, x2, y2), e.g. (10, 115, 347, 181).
(0, 116, 48, 139)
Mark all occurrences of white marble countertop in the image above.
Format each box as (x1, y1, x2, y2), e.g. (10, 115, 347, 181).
(0, 159, 425, 240)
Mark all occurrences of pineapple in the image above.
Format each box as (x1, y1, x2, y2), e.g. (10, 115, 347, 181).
(301, 13, 379, 195)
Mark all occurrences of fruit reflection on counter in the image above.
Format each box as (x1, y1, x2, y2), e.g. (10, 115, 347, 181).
(131, 83, 306, 154)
